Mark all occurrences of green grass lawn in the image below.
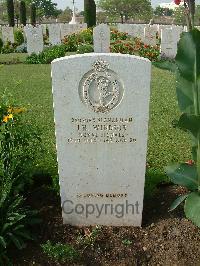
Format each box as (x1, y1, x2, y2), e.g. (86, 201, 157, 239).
(0, 53, 28, 64)
(0, 58, 191, 194)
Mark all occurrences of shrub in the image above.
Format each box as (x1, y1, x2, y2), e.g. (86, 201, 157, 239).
(14, 30, 24, 46)
(77, 43, 94, 53)
(62, 28, 93, 52)
(26, 44, 67, 64)
(15, 42, 27, 53)
(138, 43, 160, 61)
(1, 41, 15, 54)
(111, 29, 129, 41)
(110, 40, 135, 55)
(41, 241, 79, 263)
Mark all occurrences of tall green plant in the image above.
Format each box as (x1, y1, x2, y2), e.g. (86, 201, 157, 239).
(84, 0, 96, 27)
(20, 1, 26, 26)
(155, 29, 200, 227)
(30, 3, 36, 26)
(6, 0, 15, 27)
(153, 0, 200, 228)
(165, 29, 200, 227)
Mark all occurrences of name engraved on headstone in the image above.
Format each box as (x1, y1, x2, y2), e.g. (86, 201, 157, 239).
(67, 117, 136, 144)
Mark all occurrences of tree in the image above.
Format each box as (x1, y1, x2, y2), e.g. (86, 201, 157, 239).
(173, 5, 200, 26)
(30, 2, 36, 25)
(57, 7, 72, 22)
(97, 11, 107, 23)
(98, 0, 153, 22)
(154, 6, 173, 17)
(84, 0, 96, 27)
(33, 0, 61, 18)
(0, 0, 8, 22)
(20, 1, 26, 25)
(7, 0, 15, 26)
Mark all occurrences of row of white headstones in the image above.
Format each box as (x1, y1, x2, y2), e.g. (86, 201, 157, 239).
(1, 23, 199, 57)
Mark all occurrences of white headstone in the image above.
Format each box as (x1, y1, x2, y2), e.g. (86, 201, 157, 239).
(60, 23, 87, 40)
(134, 24, 146, 42)
(117, 24, 146, 41)
(2, 26, 14, 43)
(157, 25, 171, 37)
(52, 53, 151, 226)
(160, 28, 182, 58)
(79, 23, 87, 31)
(144, 26, 157, 46)
(24, 25, 43, 55)
(93, 24, 110, 53)
(48, 24, 61, 45)
(60, 24, 70, 39)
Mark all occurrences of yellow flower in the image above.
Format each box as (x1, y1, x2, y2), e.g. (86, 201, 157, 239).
(2, 114, 13, 123)
(3, 116, 8, 123)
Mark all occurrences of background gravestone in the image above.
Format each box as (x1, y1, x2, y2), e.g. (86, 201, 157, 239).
(52, 53, 151, 226)
(93, 24, 110, 53)
(160, 28, 181, 58)
(24, 25, 43, 55)
(48, 24, 61, 45)
(2, 26, 14, 43)
(144, 26, 157, 46)
(60, 23, 71, 39)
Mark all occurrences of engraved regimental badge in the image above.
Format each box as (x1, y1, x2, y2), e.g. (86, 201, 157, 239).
(79, 59, 124, 113)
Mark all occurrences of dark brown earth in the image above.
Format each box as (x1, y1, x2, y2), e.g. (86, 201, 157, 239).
(11, 185, 200, 266)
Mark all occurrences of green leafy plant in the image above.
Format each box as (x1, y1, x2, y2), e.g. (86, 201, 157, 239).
(41, 240, 79, 263)
(138, 43, 160, 62)
(26, 45, 66, 64)
(0, 94, 41, 263)
(122, 239, 132, 246)
(0, 94, 42, 193)
(77, 226, 101, 249)
(1, 41, 15, 54)
(110, 40, 135, 55)
(110, 29, 129, 41)
(0, 192, 38, 264)
(62, 28, 93, 52)
(14, 30, 24, 46)
(77, 43, 94, 54)
(156, 29, 200, 227)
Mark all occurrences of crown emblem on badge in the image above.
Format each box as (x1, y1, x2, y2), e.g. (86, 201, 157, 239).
(92, 59, 109, 73)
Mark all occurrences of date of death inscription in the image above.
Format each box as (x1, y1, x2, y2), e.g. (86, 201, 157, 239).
(67, 117, 137, 144)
